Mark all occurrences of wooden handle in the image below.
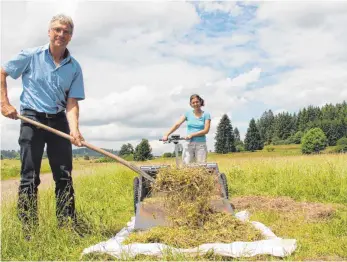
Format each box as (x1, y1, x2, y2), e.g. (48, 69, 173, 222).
(17, 115, 155, 182)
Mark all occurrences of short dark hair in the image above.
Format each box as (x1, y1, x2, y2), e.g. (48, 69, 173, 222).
(190, 94, 205, 106)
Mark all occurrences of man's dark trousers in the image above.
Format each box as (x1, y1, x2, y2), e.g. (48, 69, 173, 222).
(18, 109, 76, 228)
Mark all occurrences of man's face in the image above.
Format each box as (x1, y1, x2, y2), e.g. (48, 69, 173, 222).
(48, 21, 72, 48)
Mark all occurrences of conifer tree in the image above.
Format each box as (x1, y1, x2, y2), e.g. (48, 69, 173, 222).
(214, 114, 235, 153)
(256, 110, 274, 144)
(234, 127, 241, 145)
(244, 118, 263, 151)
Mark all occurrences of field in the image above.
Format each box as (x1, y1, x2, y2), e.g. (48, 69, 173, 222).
(1, 157, 100, 180)
(1, 145, 347, 260)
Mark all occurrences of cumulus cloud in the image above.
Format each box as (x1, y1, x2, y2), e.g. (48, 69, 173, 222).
(1, 1, 346, 155)
(245, 64, 347, 110)
(256, 1, 347, 67)
(197, 1, 242, 16)
(247, 1, 347, 111)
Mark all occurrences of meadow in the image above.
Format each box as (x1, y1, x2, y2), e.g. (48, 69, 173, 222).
(1, 157, 101, 180)
(1, 145, 346, 260)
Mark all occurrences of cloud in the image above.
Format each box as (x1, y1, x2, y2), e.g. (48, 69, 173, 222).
(197, 1, 242, 16)
(216, 67, 262, 90)
(1, 1, 346, 155)
(245, 64, 347, 110)
(256, 2, 347, 67)
(246, 1, 347, 111)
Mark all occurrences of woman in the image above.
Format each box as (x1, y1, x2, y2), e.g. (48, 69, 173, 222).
(162, 94, 211, 164)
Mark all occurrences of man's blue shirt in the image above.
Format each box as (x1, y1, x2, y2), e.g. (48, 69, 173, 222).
(2, 44, 85, 114)
(185, 110, 211, 142)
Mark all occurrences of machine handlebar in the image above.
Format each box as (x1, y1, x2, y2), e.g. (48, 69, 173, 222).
(159, 135, 186, 143)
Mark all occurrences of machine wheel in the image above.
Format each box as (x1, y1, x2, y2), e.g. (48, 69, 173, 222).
(141, 179, 150, 201)
(133, 177, 140, 214)
(220, 173, 229, 199)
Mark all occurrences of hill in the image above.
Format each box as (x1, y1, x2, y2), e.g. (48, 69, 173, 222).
(72, 147, 119, 158)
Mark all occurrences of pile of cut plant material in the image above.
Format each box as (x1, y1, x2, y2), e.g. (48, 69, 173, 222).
(124, 167, 262, 248)
(82, 166, 297, 258)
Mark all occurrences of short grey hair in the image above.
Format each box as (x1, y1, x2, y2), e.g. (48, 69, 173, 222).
(49, 14, 74, 34)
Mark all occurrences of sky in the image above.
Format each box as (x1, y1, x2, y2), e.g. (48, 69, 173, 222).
(1, 0, 347, 155)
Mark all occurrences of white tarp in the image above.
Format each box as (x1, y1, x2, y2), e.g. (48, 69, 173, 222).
(82, 211, 297, 259)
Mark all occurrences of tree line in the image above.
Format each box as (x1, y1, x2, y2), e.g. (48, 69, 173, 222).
(1, 150, 20, 159)
(256, 101, 347, 146)
(115, 139, 153, 161)
(2, 101, 346, 160)
(1, 148, 120, 160)
(215, 101, 347, 153)
(1, 140, 153, 161)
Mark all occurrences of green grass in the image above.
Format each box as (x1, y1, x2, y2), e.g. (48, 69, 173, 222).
(1, 151, 347, 260)
(224, 154, 347, 204)
(1, 165, 135, 261)
(250, 208, 347, 260)
(1, 159, 52, 180)
(0, 158, 100, 180)
(0, 144, 333, 180)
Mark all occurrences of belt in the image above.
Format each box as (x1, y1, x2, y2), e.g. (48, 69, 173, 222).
(22, 109, 66, 119)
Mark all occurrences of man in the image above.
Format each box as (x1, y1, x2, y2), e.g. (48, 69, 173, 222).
(1, 14, 85, 235)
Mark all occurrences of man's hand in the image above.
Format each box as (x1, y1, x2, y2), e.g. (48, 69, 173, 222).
(1, 103, 18, 119)
(162, 135, 168, 141)
(70, 129, 84, 147)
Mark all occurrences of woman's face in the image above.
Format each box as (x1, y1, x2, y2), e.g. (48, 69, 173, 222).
(190, 97, 201, 109)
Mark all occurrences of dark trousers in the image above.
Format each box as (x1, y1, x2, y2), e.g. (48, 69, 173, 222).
(18, 110, 75, 228)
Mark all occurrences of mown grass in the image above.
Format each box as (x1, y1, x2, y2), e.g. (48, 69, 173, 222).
(124, 166, 262, 248)
(221, 153, 347, 260)
(1, 149, 347, 260)
(250, 209, 347, 260)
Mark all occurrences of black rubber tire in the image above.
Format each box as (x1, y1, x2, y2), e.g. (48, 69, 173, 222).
(220, 173, 229, 199)
(141, 179, 150, 201)
(133, 177, 140, 214)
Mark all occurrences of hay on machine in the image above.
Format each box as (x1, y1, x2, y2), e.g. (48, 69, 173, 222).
(125, 166, 263, 248)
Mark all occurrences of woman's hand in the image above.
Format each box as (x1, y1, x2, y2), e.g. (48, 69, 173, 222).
(185, 134, 193, 140)
(162, 135, 168, 141)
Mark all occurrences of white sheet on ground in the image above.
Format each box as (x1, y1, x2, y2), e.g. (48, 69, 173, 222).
(82, 211, 296, 258)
